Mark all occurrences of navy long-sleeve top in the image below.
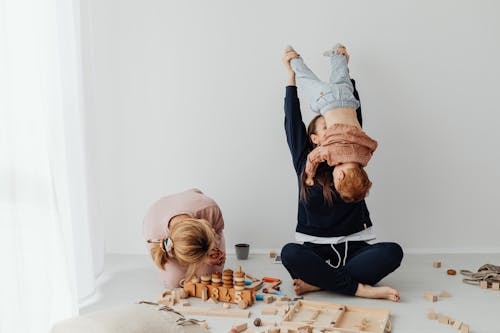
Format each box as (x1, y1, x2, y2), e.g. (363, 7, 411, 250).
(284, 80, 373, 237)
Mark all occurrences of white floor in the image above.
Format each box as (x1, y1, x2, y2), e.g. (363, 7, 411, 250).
(80, 253, 500, 333)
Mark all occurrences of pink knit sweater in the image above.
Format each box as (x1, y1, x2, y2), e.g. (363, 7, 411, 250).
(305, 124, 378, 182)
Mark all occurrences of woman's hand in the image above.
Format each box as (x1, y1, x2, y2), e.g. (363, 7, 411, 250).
(206, 247, 225, 266)
(283, 49, 299, 75)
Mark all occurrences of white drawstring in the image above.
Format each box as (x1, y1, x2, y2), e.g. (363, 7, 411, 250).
(326, 241, 349, 268)
(343, 240, 349, 266)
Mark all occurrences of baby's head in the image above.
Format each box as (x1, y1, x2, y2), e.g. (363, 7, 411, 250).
(333, 163, 372, 203)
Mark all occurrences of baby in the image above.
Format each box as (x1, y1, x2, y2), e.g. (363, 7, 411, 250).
(286, 44, 377, 202)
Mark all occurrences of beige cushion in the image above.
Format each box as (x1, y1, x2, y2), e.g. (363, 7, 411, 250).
(50, 304, 208, 333)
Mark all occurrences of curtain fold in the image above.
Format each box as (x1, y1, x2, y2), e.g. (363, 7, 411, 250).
(0, 0, 99, 332)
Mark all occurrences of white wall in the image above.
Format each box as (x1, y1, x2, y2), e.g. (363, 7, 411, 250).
(81, 0, 500, 255)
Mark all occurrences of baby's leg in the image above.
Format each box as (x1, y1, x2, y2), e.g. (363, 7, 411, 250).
(289, 49, 330, 114)
(327, 44, 352, 87)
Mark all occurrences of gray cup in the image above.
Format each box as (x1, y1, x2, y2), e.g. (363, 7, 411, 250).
(235, 243, 250, 260)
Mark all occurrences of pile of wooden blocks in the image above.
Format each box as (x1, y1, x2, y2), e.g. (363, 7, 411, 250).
(157, 288, 190, 307)
(427, 309, 469, 333)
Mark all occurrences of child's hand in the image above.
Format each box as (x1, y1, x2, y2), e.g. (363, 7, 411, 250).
(283, 50, 299, 75)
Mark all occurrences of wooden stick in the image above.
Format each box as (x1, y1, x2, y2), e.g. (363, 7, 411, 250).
(172, 306, 250, 318)
(330, 305, 346, 327)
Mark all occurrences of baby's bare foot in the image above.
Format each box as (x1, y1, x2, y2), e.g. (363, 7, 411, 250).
(293, 279, 321, 295)
(355, 284, 400, 302)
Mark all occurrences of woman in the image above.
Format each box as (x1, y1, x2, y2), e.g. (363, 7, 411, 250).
(280, 47, 403, 301)
(143, 188, 226, 289)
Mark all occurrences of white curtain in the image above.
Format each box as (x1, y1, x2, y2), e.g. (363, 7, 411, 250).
(0, 0, 98, 332)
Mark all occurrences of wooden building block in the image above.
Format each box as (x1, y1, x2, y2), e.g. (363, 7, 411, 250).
(480, 281, 489, 289)
(424, 292, 438, 302)
(427, 309, 437, 320)
(173, 306, 250, 318)
(261, 306, 278, 315)
(492, 282, 500, 290)
(267, 328, 280, 333)
(232, 322, 248, 332)
(201, 286, 208, 301)
(238, 299, 249, 309)
(264, 295, 275, 304)
(438, 314, 449, 324)
(439, 290, 451, 297)
(433, 261, 441, 268)
(461, 324, 469, 333)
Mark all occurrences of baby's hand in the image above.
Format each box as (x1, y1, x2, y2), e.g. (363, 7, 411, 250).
(305, 177, 315, 186)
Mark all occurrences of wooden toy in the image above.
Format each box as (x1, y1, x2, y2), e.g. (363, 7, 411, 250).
(183, 267, 255, 306)
(461, 324, 470, 333)
(172, 306, 250, 318)
(438, 314, 450, 324)
(261, 306, 278, 315)
(264, 295, 275, 303)
(231, 322, 248, 332)
(427, 309, 437, 320)
(280, 300, 391, 333)
(492, 282, 500, 290)
(253, 318, 276, 327)
(480, 281, 489, 289)
(424, 292, 438, 302)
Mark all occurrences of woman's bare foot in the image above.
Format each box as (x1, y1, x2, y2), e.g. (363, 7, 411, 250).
(293, 279, 321, 295)
(355, 283, 400, 302)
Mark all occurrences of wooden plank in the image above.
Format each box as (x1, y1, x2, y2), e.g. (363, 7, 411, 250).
(173, 306, 250, 318)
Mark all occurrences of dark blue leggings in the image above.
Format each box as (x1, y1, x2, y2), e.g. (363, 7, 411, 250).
(280, 241, 403, 295)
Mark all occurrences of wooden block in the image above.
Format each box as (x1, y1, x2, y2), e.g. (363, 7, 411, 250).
(424, 292, 438, 302)
(238, 299, 249, 309)
(232, 322, 248, 332)
(492, 282, 500, 290)
(480, 281, 489, 289)
(427, 309, 437, 320)
(173, 306, 250, 318)
(261, 306, 278, 315)
(201, 286, 208, 301)
(264, 295, 275, 304)
(433, 261, 441, 268)
(207, 296, 218, 304)
(439, 290, 451, 297)
(267, 328, 280, 333)
(461, 324, 469, 333)
(453, 321, 463, 329)
(438, 314, 449, 324)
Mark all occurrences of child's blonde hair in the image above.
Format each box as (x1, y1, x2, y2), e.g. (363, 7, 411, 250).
(149, 218, 216, 280)
(336, 166, 372, 203)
